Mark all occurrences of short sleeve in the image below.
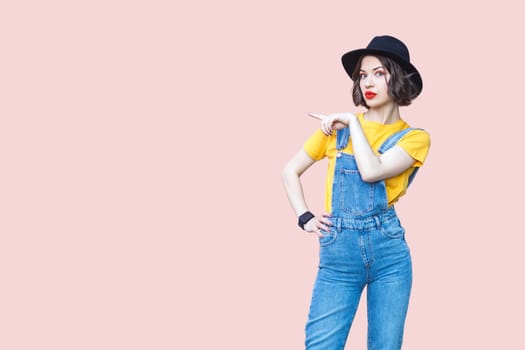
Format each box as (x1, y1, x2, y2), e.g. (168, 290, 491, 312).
(397, 129, 431, 167)
(303, 129, 330, 161)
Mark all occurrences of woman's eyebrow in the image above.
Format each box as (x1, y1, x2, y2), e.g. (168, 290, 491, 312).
(360, 66, 385, 72)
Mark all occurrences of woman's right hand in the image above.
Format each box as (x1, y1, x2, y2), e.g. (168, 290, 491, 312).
(304, 212, 333, 237)
(308, 113, 354, 136)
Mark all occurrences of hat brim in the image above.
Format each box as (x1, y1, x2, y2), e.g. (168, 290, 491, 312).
(341, 48, 423, 96)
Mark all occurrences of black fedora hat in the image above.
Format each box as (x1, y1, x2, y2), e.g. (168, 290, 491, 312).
(341, 35, 423, 96)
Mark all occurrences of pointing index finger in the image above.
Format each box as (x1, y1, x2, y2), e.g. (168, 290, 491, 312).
(308, 112, 325, 120)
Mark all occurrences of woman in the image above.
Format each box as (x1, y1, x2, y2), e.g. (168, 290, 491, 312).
(282, 35, 431, 349)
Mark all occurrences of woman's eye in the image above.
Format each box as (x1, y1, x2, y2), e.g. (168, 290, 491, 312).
(360, 73, 367, 79)
(375, 71, 385, 77)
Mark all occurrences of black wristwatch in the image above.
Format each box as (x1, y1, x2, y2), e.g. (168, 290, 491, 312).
(298, 211, 315, 230)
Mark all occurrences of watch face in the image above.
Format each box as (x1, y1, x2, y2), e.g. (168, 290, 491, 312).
(299, 212, 314, 228)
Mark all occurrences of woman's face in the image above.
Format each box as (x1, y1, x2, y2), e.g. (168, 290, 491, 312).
(358, 55, 393, 108)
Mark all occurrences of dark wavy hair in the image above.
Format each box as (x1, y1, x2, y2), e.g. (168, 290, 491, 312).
(351, 55, 420, 107)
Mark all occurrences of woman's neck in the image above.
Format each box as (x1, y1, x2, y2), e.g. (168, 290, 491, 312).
(364, 104, 401, 125)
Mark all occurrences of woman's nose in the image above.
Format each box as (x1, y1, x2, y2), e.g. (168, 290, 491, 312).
(364, 75, 374, 87)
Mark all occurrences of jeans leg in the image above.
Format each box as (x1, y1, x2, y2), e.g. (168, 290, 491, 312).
(305, 267, 365, 350)
(366, 247, 412, 350)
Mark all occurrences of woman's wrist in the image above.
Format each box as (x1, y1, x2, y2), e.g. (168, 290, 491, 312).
(345, 112, 358, 124)
(298, 211, 315, 230)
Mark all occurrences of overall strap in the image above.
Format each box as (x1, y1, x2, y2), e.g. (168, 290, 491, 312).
(378, 127, 424, 187)
(336, 127, 351, 151)
(378, 127, 422, 154)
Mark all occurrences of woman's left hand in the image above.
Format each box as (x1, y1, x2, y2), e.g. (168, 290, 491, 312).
(308, 112, 356, 136)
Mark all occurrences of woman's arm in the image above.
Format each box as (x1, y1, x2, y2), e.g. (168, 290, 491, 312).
(282, 149, 331, 235)
(282, 149, 316, 216)
(311, 112, 416, 183)
(345, 114, 416, 182)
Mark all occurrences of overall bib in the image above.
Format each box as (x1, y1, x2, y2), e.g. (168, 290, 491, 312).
(305, 127, 420, 350)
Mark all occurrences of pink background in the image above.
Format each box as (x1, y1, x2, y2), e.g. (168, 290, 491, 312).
(1, 1, 523, 349)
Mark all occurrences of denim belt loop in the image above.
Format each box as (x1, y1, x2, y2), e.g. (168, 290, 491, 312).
(336, 217, 342, 233)
(373, 215, 381, 230)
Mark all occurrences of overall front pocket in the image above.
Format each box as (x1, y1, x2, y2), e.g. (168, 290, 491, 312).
(319, 227, 338, 247)
(338, 168, 376, 216)
(380, 217, 406, 239)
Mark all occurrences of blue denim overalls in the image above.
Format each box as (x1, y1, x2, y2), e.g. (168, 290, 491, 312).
(305, 127, 421, 350)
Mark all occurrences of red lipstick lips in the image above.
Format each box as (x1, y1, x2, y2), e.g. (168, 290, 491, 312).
(364, 91, 377, 99)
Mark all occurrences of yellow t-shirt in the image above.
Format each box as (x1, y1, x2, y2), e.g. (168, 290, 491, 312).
(304, 113, 431, 212)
